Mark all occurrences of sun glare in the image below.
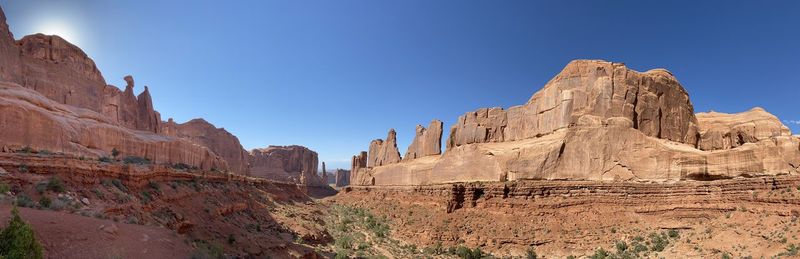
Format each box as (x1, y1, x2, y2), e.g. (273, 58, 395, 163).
(35, 20, 79, 44)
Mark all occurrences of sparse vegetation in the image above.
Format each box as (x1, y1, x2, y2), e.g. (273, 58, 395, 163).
(0, 207, 44, 259)
(0, 182, 10, 194)
(123, 156, 151, 165)
(16, 146, 34, 154)
(111, 148, 120, 158)
(111, 179, 127, 192)
(190, 240, 223, 259)
(38, 196, 51, 208)
(98, 156, 113, 163)
(14, 195, 35, 208)
(47, 176, 65, 193)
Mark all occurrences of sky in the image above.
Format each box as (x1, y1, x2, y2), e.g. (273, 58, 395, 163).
(0, 1, 798, 169)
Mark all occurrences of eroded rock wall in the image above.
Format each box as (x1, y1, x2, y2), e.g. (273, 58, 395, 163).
(367, 129, 401, 167)
(404, 120, 443, 161)
(161, 118, 249, 174)
(248, 145, 325, 186)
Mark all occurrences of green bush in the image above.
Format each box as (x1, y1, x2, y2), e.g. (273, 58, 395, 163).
(111, 148, 120, 158)
(591, 248, 611, 259)
(47, 177, 65, 193)
(15, 195, 35, 208)
(0, 207, 44, 259)
(16, 146, 34, 154)
(0, 182, 10, 194)
(140, 191, 152, 204)
(38, 196, 51, 208)
(98, 156, 113, 163)
(667, 229, 679, 238)
(526, 248, 538, 259)
(123, 156, 151, 165)
(111, 179, 127, 192)
(454, 246, 484, 259)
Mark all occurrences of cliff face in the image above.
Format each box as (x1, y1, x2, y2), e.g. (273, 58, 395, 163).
(248, 146, 325, 186)
(352, 60, 800, 186)
(0, 7, 245, 172)
(161, 118, 249, 174)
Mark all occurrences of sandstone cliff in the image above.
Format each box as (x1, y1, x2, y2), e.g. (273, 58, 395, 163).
(335, 169, 350, 187)
(367, 129, 401, 167)
(403, 120, 443, 161)
(352, 60, 800, 186)
(161, 118, 249, 174)
(248, 145, 326, 186)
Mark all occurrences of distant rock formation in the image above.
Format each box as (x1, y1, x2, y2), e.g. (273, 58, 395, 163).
(248, 146, 326, 186)
(367, 129, 401, 167)
(161, 118, 249, 174)
(321, 162, 328, 184)
(352, 60, 800, 186)
(335, 169, 350, 187)
(403, 120, 443, 161)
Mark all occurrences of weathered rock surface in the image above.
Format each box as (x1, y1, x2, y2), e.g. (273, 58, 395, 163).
(335, 169, 350, 187)
(161, 118, 249, 174)
(366, 129, 401, 167)
(354, 60, 800, 186)
(0, 82, 229, 170)
(448, 60, 699, 149)
(248, 146, 326, 186)
(697, 107, 791, 151)
(350, 151, 367, 185)
(403, 120, 443, 161)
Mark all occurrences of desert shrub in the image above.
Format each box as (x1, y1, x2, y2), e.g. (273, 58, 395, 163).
(93, 188, 105, 199)
(780, 244, 799, 256)
(334, 249, 349, 259)
(38, 196, 51, 208)
(49, 198, 67, 211)
(140, 191, 152, 204)
(14, 195, 34, 208)
(17, 165, 28, 173)
(649, 232, 669, 252)
(111, 179, 127, 192)
(721, 253, 732, 259)
(615, 240, 628, 253)
(172, 163, 192, 170)
(34, 182, 47, 194)
(98, 156, 113, 163)
(0, 207, 44, 259)
(526, 248, 538, 259)
(667, 229, 679, 238)
(148, 181, 160, 191)
(335, 234, 353, 250)
(111, 148, 120, 158)
(0, 182, 10, 194)
(47, 177, 65, 193)
(123, 156, 150, 165)
(591, 248, 611, 259)
(190, 241, 223, 259)
(16, 146, 34, 154)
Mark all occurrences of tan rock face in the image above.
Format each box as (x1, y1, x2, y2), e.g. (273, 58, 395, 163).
(0, 7, 20, 83)
(350, 151, 367, 185)
(697, 108, 791, 151)
(161, 118, 249, 174)
(248, 146, 325, 186)
(0, 82, 229, 171)
(366, 129, 401, 167)
(447, 60, 699, 149)
(404, 120, 443, 161)
(353, 60, 800, 186)
(335, 169, 350, 187)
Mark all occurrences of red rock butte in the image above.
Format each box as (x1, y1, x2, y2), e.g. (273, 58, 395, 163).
(0, 7, 326, 187)
(351, 60, 800, 186)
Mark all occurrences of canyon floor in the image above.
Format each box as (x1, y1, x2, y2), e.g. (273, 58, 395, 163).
(2, 152, 800, 258)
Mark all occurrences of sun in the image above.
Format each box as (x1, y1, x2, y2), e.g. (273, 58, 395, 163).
(35, 19, 80, 44)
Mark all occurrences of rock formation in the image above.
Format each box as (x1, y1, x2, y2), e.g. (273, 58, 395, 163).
(335, 169, 350, 187)
(350, 151, 367, 185)
(367, 129, 401, 167)
(352, 60, 800, 186)
(403, 120, 443, 161)
(248, 146, 326, 186)
(321, 162, 328, 184)
(0, 7, 249, 173)
(161, 118, 249, 174)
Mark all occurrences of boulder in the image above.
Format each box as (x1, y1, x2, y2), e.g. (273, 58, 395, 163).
(404, 120, 443, 161)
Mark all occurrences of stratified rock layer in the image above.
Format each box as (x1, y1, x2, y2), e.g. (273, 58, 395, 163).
(248, 146, 326, 186)
(161, 118, 249, 174)
(335, 169, 350, 187)
(354, 60, 800, 186)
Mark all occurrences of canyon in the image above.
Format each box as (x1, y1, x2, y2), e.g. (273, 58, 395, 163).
(0, 4, 799, 259)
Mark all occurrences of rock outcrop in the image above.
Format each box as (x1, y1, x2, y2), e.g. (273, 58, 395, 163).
(367, 129, 401, 167)
(353, 60, 800, 186)
(697, 107, 791, 151)
(350, 151, 367, 185)
(248, 146, 325, 186)
(161, 118, 249, 174)
(335, 169, 350, 187)
(403, 120, 443, 161)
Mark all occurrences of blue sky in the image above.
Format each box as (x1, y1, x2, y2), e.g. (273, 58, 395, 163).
(1, 1, 798, 169)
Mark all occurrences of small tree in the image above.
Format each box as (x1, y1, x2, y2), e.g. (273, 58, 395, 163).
(0, 207, 44, 259)
(111, 148, 120, 158)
